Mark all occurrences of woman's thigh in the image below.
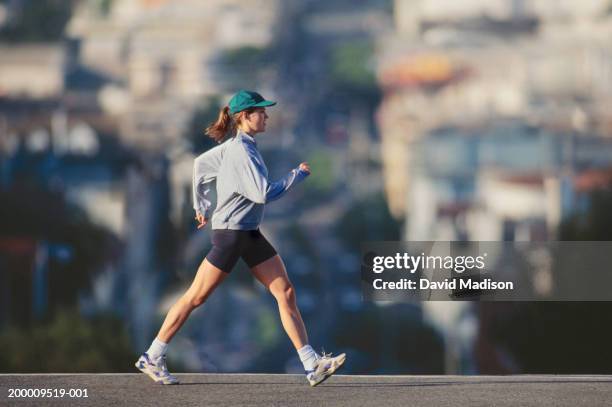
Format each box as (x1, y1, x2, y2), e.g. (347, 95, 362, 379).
(241, 229, 278, 270)
(250, 254, 291, 292)
(206, 230, 244, 273)
(185, 258, 229, 301)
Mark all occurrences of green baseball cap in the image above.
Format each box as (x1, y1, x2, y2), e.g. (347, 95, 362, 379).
(228, 90, 276, 114)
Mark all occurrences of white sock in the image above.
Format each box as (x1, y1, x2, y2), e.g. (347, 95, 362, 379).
(298, 344, 319, 372)
(146, 338, 168, 360)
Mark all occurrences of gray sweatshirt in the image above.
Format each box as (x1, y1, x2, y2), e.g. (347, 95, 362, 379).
(192, 130, 309, 230)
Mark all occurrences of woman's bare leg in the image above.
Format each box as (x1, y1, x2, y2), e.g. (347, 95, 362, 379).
(156, 258, 228, 343)
(250, 254, 308, 350)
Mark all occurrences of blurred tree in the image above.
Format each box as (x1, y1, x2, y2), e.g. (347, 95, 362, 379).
(559, 187, 612, 240)
(335, 193, 401, 253)
(324, 41, 382, 142)
(99, 0, 113, 16)
(0, 310, 136, 372)
(0, 186, 117, 325)
(329, 41, 381, 105)
(0, 0, 75, 42)
(332, 304, 444, 374)
(330, 41, 376, 91)
(285, 222, 321, 267)
(221, 46, 270, 70)
(487, 184, 612, 373)
(254, 307, 282, 349)
(301, 148, 336, 202)
(219, 46, 275, 90)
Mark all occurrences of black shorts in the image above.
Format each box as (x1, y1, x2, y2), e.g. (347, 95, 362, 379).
(205, 229, 278, 273)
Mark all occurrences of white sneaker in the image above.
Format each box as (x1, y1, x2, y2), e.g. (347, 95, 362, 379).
(135, 353, 179, 385)
(306, 352, 346, 387)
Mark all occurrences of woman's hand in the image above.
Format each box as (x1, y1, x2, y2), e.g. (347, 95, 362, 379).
(195, 213, 208, 229)
(299, 162, 311, 174)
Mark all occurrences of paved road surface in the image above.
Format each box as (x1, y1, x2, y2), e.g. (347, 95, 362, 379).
(1, 374, 611, 406)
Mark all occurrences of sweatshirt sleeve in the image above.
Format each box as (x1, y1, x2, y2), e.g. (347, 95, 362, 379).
(192, 144, 224, 217)
(234, 142, 309, 204)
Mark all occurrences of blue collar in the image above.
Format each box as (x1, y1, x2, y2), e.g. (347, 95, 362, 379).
(237, 130, 256, 145)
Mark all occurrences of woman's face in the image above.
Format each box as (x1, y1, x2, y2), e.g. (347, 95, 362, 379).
(240, 107, 268, 135)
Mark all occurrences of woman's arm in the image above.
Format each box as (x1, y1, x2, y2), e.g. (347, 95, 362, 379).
(265, 167, 309, 202)
(192, 144, 226, 218)
(233, 142, 309, 204)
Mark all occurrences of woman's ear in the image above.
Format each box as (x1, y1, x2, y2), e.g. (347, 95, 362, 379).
(237, 111, 248, 124)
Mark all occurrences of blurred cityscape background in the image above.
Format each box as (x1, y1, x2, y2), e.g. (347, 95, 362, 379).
(1, 0, 612, 374)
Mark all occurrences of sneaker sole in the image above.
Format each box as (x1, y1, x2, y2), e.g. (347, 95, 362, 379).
(310, 354, 346, 387)
(135, 361, 179, 385)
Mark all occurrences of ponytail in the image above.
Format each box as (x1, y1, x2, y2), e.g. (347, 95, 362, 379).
(204, 106, 255, 143)
(205, 106, 234, 143)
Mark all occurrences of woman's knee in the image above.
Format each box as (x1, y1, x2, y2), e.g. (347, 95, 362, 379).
(184, 291, 208, 309)
(183, 262, 227, 309)
(272, 283, 296, 306)
(190, 296, 206, 308)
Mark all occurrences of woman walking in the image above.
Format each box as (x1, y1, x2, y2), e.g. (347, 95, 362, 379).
(135, 90, 346, 386)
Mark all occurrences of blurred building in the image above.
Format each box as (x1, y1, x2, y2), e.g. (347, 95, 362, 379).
(377, 0, 612, 221)
(374, 0, 612, 374)
(0, 45, 65, 99)
(66, 0, 282, 151)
